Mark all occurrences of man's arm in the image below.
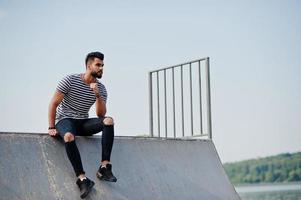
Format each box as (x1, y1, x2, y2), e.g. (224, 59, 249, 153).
(90, 83, 106, 117)
(95, 96, 107, 117)
(48, 90, 64, 136)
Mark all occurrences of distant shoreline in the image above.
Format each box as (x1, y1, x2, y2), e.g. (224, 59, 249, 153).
(224, 152, 301, 185)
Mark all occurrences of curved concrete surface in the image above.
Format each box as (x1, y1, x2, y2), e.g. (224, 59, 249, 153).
(0, 133, 240, 200)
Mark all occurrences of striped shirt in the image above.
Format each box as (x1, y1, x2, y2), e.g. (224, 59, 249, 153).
(55, 74, 107, 123)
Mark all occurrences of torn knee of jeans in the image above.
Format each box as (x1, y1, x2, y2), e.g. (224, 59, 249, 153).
(103, 117, 114, 126)
(64, 132, 75, 142)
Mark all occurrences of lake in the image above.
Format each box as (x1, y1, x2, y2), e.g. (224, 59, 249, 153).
(235, 182, 301, 200)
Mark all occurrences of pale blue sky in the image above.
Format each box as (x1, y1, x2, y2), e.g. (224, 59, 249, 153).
(0, 0, 300, 163)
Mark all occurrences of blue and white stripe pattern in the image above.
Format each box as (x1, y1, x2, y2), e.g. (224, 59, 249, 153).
(55, 74, 107, 122)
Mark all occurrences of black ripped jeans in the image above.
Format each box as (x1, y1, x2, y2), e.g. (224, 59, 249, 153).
(55, 117, 114, 177)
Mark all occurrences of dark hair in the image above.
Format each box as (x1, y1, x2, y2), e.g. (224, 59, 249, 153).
(85, 51, 104, 66)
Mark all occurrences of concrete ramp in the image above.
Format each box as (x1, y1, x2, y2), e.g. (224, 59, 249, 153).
(0, 133, 240, 200)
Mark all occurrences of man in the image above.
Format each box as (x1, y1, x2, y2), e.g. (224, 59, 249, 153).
(48, 52, 117, 199)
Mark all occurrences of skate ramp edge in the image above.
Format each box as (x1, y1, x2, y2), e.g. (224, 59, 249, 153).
(0, 132, 240, 200)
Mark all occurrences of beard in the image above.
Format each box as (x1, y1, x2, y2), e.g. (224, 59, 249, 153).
(91, 71, 102, 79)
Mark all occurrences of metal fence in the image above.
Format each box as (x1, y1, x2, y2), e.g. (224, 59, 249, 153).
(148, 57, 212, 139)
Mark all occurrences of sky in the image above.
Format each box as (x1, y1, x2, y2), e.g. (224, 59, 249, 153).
(0, 0, 300, 163)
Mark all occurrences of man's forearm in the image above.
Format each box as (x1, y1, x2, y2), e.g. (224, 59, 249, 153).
(96, 97, 106, 117)
(48, 103, 57, 127)
(48, 90, 64, 129)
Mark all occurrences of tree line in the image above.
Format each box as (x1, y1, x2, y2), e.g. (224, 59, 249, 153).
(223, 152, 301, 185)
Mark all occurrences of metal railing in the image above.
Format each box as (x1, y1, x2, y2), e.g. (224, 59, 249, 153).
(148, 57, 212, 139)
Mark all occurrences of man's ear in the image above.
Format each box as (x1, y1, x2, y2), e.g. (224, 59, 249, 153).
(86, 61, 91, 70)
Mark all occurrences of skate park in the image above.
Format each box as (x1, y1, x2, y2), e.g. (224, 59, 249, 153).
(1, 1, 300, 199)
(0, 58, 240, 200)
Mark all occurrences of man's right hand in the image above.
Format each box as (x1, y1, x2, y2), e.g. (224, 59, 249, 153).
(48, 128, 58, 136)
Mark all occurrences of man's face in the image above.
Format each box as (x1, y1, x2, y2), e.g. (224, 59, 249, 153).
(88, 58, 104, 79)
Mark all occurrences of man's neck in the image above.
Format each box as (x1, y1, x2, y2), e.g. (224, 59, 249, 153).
(82, 72, 96, 84)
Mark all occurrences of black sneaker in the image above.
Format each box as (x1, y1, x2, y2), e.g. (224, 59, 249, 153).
(96, 163, 117, 182)
(76, 177, 95, 199)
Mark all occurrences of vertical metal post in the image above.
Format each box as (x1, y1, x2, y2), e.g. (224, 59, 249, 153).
(189, 63, 194, 136)
(205, 57, 212, 139)
(198, 61, 203, 135)
(172, 67, 176, 138)
(149, 72, 153, 137)
(164, 69, 167, 138)
(180, 65, 185, 137)
(156, 71, 161, 138)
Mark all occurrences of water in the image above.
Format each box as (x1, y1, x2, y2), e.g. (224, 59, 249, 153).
(235, 182, 301, 200)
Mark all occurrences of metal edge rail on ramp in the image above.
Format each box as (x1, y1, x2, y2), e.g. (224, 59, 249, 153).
(0, 132, 240, 200)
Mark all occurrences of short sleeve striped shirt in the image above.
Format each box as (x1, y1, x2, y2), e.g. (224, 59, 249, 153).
(55, 74, 107, 123)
